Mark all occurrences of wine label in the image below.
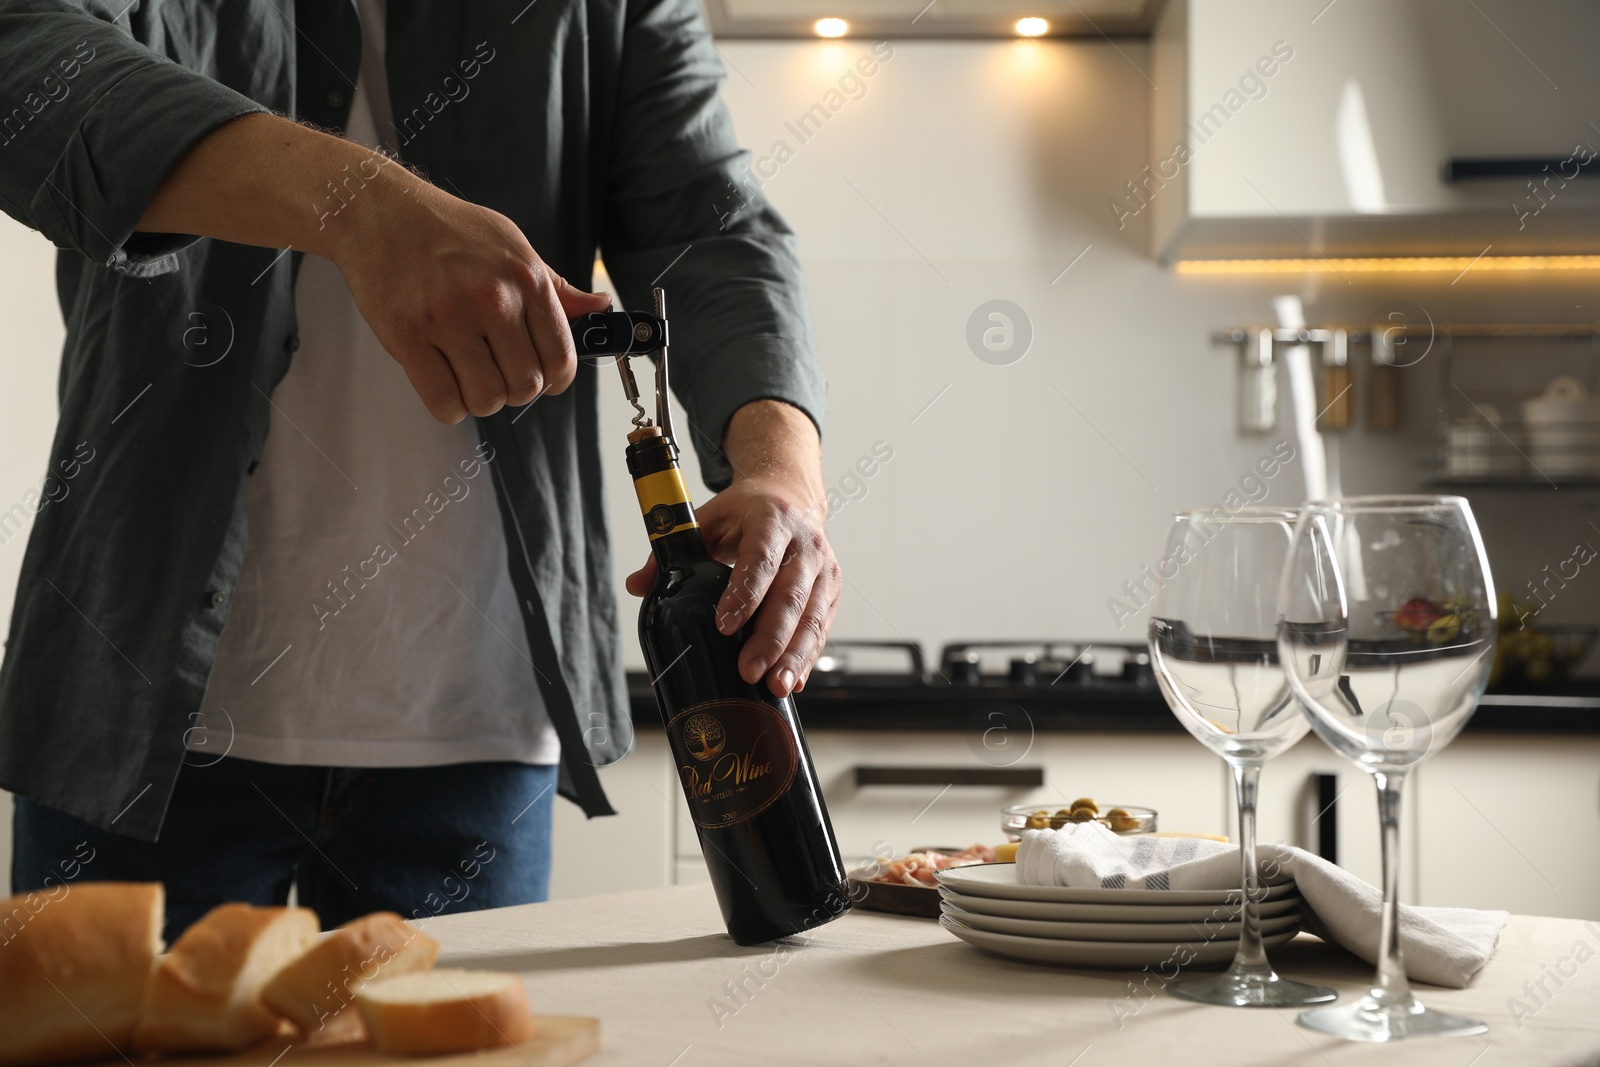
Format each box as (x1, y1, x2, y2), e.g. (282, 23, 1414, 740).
(667, 698, 800, 829)
(633, 468, 699, 540)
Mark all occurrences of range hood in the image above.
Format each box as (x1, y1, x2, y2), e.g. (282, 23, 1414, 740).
(702, 0, 1164, 38)
(1148, 0, 1600, 262)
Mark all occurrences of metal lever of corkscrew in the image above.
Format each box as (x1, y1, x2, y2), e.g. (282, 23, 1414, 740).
(568, 287, 674, 439)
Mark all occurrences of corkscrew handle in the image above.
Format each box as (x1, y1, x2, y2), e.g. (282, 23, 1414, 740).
(571, 288, 675, 442)
(569, 307, 668, 358)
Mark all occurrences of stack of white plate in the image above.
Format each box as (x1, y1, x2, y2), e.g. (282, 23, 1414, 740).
(933, 863, 1303, 968)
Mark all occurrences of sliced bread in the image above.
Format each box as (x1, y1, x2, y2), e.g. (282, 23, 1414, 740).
(354, 969, 536, 1055)
(0, 882, 165, 1067)
(262, 911, 438, 1039)
(134, 903, 319, 1053)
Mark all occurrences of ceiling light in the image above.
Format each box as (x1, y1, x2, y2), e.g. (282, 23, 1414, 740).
(1015, 17, 1049, 37)
(814, 17, 848, 38)
(1174, 255, 1600, 275)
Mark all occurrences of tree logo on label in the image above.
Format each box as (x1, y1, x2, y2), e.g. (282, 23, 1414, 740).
(647, 504, 677, 536)
(683, 713, 725, 761)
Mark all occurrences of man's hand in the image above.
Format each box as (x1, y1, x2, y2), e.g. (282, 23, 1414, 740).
(625, 400, 840, 698)
(136, 113, 610, 423)
(331, 177, 610, 423)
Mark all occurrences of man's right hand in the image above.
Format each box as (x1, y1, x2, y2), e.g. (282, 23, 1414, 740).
(331, 174, 610, 423)
(136, 113, 609, 423)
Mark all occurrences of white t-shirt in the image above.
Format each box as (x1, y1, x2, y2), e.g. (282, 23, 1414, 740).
(199, 0, 558, 767)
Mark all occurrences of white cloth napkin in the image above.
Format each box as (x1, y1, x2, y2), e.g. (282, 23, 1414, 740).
(1015, 823, 1508, 988)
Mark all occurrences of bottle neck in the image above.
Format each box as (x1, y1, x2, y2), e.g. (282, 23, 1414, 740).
(650, 526, 711, 570)
(626, 432, 710, 572)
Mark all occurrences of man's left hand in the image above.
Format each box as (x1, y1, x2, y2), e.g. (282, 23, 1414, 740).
(624, 400, 839, 698)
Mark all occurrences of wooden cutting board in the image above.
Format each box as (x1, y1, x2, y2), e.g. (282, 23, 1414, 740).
(82, 1016, 600, 1067)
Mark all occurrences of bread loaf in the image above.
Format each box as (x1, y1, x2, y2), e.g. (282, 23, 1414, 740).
(262, 911, 438, 1040)
(355, 969, 536, 1055)
(134, 903, 319, 1053)
(0, 882, 164, 1067)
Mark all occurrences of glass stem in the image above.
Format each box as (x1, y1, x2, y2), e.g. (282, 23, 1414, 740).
(1230, 759, 1268, 970)
(1371, 769, 1413, 1010)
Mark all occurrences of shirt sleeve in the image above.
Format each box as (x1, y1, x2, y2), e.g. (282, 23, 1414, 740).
(0, 0, 266, 277)
(598, 0, 826, 491)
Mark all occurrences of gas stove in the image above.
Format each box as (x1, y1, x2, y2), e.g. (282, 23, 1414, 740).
(623, 638, 1600, 734)
(806, 640, 1155, 689)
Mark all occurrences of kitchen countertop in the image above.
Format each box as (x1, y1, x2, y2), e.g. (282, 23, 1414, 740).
(626, 674, 1600, 734)
(427, 884, 1600, 1066)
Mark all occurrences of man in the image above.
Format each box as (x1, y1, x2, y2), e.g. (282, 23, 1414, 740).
(0, 0, 840, 940)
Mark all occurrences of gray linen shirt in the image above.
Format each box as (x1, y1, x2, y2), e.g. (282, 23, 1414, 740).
(0, 0, 824, 841)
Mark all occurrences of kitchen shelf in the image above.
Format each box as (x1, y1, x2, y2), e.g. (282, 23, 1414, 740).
(1427, 477, 1600, 491)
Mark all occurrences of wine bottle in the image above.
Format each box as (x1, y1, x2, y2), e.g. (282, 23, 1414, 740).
(627, 425, 850, 945)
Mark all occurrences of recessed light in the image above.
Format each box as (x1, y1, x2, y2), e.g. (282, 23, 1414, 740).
(1015, 17, 1049, 37)
(814, 17, 848, 38)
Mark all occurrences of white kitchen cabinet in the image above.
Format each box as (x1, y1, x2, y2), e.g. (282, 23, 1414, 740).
(560, 726, 1600, 923)
(549, 731, 675, 900)
(1416, 735, 1600, 921)
(1244, 735, 1412, 903)
(795, 730, 1227, 866)
(1150, 0, 1600, 259)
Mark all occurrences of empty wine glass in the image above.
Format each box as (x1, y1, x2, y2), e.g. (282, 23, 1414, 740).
(1148, 508, 1337, 1008)
(1280, 496, 1495, 1041)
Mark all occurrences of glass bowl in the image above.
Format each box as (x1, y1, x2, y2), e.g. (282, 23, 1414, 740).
(1001, 803, 1157, 840)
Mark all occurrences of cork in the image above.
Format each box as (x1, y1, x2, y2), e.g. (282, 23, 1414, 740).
(627, 424, 663, 444)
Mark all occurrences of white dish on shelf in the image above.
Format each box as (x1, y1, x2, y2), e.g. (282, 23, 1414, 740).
(935, 862, 1298, 905)
(939, 899, 1301, 942)
(1524, 376, 1600, 478)
(939, 914, 1299, 969)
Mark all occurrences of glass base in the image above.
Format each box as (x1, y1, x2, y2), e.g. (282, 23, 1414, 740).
(1298, 997, 1488, 1041)
(1167, 967, 1338, 1008)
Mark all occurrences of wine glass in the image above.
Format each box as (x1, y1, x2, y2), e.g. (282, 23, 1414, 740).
(1147, 508, 1337, 1008)
(1279, 496, 1495, 1041)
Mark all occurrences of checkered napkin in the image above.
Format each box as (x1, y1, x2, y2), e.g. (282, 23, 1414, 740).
(1015, 823, 1507, 988)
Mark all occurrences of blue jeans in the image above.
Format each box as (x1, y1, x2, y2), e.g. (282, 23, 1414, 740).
(11, 756, 558, 943)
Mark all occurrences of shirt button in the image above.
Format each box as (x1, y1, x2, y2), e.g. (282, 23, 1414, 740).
(209, 591, 227, 609)
(326, 90, 346, 110)
(284, 335, 300, 353)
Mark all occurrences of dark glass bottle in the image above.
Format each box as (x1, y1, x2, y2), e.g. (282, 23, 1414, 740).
(626, 427, 850, 945)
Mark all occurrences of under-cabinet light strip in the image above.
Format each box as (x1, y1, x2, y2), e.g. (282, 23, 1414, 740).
(1174, 255, 1600, 275)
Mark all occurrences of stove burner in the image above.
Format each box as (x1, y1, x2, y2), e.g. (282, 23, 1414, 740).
(805, 640, 1157, 688)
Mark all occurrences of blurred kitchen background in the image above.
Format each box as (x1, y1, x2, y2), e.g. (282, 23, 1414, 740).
(2, 1, 1597, 916)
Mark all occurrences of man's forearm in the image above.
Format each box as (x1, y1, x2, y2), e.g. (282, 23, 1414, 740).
(721, 399, 826, 517)
(135, 111, 407, 261)
(133, 111, 611, 423)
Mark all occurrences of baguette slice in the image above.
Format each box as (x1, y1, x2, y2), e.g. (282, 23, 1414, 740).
(262, 911, 438, 1040)
(135, 903, 319, 1053)
(0, 882, 164, 1067)
(355, 969, 536, 1055)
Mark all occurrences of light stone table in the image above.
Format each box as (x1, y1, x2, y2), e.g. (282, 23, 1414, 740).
(425, 884, 1600, 1067)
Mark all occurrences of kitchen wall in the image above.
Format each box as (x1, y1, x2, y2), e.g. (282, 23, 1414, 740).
(649, 35, 1600, 668)
(3, 28, 1599, 879)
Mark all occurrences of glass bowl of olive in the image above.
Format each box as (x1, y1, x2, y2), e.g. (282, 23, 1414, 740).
(1001, 799, 1157, 840)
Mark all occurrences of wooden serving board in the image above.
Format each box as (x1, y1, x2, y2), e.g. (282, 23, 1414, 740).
(83, 1016, 600, 1067)
(847, 876, 941, 918)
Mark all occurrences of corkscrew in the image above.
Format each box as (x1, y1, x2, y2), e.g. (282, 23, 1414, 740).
(569, 286, 675, 444)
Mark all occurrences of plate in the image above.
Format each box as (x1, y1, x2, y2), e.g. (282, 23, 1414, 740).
(939, 914, 1299, 969)
(935, 863, 1298, 905)
(939, 900, 1300, 942)
(938, 886, 1303, 923)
